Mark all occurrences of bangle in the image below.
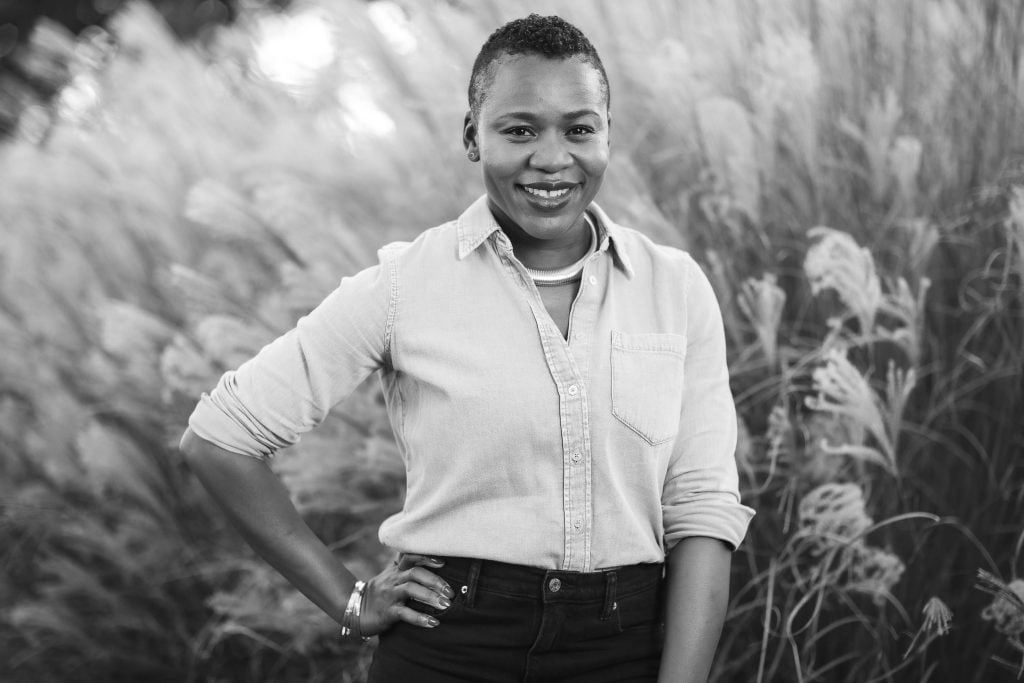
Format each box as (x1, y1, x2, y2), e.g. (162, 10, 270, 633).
(339, 580, 369, 642)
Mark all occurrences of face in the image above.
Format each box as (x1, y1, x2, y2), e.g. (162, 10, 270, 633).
(463, 54, 610, 255)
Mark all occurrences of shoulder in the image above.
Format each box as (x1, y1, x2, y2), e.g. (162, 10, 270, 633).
(607, 221, 699, 283)
(376, 219, 460, 268)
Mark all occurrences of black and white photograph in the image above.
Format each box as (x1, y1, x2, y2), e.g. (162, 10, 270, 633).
(1, 1, 1023, 681)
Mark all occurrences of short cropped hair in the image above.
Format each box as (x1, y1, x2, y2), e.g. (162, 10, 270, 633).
(468, 14, 609, 119)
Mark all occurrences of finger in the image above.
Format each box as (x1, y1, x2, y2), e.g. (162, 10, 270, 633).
(406, 566, 455, 598)
(393, 603, 440, 629)
(402, 579, 451, 609)
(396, 553, 445, 570)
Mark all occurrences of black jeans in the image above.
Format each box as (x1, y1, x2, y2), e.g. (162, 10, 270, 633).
(366, 556, 666, 682)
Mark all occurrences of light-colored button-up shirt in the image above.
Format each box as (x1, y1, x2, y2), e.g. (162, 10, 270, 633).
(188, 196, 755, 571)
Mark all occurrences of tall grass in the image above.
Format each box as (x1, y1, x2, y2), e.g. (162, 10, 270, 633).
(1, 0, 1023, 681)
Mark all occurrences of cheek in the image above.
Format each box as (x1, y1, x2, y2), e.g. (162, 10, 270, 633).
(481, 156, 519, 181)
(581, 146, 610, 176)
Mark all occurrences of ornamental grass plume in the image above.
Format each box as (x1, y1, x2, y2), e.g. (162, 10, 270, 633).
(194, 314, 272, 370)
(878, 275, 931, 367)
(900, 218, 940, 284)
(837, 88, 903, 204)
(804, 348, 902, 475)
(922, 596, 953, 636)
(978, 571, 1024, 638)
(977, 570, 1024, 678)
(754, 402, 790, 488)
(184, 178, 261, 240)
(159, 333, 218, 400)
(844, 542, 906, 606)
(749, 29, 820, 190)
(696, 96, 760, 222)
(796, 482, 873, 551)
(889, 135, 923, 213)
(884, 360, 916, 450)
(903, 596, 953, 659)
(1007, 186, 1024, 272)
(738, 273, 786, 369)
(794, 482, 905, 604)
(805, 227, 883, 335)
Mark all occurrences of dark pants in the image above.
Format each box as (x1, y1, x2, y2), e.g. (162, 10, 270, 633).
(366, 556, 666, 682)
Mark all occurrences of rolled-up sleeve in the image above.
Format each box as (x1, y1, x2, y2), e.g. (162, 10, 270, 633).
(662, 256, 755, 552)
(187, 249, 394, 460)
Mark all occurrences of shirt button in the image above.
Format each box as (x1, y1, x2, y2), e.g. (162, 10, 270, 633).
(567, 384, 579, 397)
(588, 275, 597, 285)
(548, 578, 562, 593)
(571, 451, 582, 464)
(573, 519, 582, 530)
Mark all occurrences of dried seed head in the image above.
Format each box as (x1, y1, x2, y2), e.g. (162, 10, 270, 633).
(797, 482, 873, 547)
(921, 596, 952, 637)
(980, 577, 1024, 637)
(844, 543, 906, 605)
(804, 227, 882, 334)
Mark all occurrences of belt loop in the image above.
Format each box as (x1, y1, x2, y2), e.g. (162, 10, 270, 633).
(464, 558, 482, 608)
(600, 570, 618, 619)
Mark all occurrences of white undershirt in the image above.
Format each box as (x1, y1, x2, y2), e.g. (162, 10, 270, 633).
(523, 214, 597, 286)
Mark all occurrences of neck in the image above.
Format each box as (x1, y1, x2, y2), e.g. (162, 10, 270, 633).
(491, 208, 593, 270)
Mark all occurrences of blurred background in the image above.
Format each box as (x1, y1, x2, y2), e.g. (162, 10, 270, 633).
(1, 1, 1023, 681)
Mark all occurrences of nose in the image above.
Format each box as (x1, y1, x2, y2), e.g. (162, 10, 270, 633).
(529, 132, 572, 172)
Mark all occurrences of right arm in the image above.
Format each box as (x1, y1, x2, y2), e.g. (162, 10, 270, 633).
(180, 252, 449, 635)
(179, 427, 453, 635)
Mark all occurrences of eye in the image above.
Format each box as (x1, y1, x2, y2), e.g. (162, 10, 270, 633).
(567, 125, 596, 137)
(503, 126, 534, 138)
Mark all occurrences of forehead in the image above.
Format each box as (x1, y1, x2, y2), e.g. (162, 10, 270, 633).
(480, 53, 606, 118)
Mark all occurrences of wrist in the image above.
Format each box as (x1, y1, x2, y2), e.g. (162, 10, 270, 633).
(339, 579, 370, 642)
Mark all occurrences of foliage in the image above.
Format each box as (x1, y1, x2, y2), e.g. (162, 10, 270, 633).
(1, 0, 1023, 681)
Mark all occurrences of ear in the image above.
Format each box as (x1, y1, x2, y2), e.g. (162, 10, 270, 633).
(463, 111, 479, 159)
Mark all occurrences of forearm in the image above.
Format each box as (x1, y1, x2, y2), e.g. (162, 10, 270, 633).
(658, 536, 732, 683)
(179, 427, 356, 624)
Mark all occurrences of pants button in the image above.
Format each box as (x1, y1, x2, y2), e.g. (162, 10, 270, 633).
(548, 578, 562, 593)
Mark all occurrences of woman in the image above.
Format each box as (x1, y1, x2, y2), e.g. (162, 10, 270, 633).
(180, 14, 754, 683)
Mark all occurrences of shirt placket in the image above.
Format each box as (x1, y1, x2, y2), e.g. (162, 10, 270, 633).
(491, 232, 600, 572)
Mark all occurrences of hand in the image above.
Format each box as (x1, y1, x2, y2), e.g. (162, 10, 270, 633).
(358, 553, 454, 636)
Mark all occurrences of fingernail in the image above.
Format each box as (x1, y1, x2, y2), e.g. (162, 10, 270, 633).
(442, 584, 454, 598)
(426, 616, 439, 627)
(438, 597, 451, 609)
(429, 557, 445, 565)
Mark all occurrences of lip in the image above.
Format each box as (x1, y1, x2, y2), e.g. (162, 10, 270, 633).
(521, 181, 578, 191)
(516, 183, 578, 211)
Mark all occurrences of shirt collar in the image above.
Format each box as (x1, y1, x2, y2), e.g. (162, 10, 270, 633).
(456, 195, 635, 279)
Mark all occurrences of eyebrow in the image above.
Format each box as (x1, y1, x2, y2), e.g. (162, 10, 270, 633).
(496, 109, 601, 121)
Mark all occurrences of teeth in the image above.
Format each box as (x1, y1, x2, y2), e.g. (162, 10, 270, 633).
(524, 186, 570, 199)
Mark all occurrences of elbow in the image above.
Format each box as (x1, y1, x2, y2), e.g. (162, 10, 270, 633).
(178, 427, 211, 469)
(178, 427, 198, 459)
(178, 427, 270, 472)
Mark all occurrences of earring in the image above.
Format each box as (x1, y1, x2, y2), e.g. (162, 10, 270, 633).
(467, 151, 477, 161)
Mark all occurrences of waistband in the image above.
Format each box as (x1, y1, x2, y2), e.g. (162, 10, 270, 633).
(434, 556, 664, 609)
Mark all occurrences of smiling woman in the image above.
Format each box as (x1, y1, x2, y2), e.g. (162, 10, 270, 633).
(467, 54, 609, 266)
(179, 13, 753, 683)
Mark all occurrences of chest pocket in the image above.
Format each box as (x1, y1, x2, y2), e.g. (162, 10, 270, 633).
(610, 331, 687, 446)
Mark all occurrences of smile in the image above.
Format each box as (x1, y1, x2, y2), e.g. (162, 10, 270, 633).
(517, 182, 579, 209)
(523, 186, 570, 199)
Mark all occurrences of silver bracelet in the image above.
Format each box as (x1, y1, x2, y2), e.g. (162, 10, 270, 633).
(339, 580, 369, 642)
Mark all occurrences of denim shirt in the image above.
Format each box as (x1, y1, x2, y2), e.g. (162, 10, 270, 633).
(188, 195, 755, 571)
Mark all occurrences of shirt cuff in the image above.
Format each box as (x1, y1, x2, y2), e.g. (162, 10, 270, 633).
(663, 493, 756, 552)
(187, 378, 279, 461)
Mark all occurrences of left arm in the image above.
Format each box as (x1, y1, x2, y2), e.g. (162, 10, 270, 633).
(658, 537, 732, 683)
(659, 256, 755, 681)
